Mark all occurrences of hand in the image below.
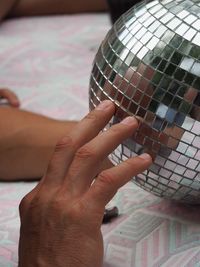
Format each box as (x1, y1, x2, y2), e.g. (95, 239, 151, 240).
(18, 100, 152, 267)
(0, 88, 20, 107)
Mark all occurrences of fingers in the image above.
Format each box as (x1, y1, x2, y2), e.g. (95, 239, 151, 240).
(85, 154, 152, 208)
(68, 116, 138, 195)
(69, 100, 115, 148)
(41, 100, 115, 186)
(0, 88, 20, 107)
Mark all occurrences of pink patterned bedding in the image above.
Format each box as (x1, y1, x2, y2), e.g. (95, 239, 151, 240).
(0, 14, 200, 267)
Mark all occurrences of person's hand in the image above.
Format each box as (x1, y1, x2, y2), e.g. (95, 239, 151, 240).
(18, 100, 152, 267)
(0, 88, 20, 107)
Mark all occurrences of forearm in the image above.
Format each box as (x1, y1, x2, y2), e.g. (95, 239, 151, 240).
(0, 107, 76, 180)
(9, 0, 108, 17)
(0, 106, 112, 181)
(0, 0, 19, 20)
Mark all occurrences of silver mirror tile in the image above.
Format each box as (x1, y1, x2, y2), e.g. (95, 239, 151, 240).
(89, 0, 200, 203)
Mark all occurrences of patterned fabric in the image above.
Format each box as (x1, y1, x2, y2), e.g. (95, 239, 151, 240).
(0, 14, 200, 267)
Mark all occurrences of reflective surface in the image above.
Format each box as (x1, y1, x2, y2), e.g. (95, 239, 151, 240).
(89, 0, 200, 203)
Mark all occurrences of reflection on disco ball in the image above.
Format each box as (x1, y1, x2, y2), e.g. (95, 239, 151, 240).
(89, 0, 200, 203)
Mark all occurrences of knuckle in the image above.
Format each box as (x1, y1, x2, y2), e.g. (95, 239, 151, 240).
(109, 125, 122, 135)
(27, 195, 47, 212)
(19, 196, 28, 211)
(84, 112, 98, 122)
(49, 194, 82, 221)
(49, 199, 63, 214)
(123, 160, 134, 169)
(106, 125, 125, 140)
(19, 194, 32, 215)
(98, 171, 115, 188)
(49, 190, 65, 207)
(65, 202, 86, 222)
(66, 207, 80, 221)
(55, 135, 74, 152)
(18, 185, 40, 214)
(46, 162, 56, 176)
(75, 146, 96, 160)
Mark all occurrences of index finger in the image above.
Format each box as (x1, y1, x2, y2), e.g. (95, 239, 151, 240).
(41, 100, 116, 187)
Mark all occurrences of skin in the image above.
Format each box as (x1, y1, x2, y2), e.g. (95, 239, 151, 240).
(0, 5, 152, 267)
(0, 90, 112, 180)
(0, 0, 108, 180)
(0, 90, 76, 180)
(19, 100, 152, 267)
(0, 0, 108, 19)
(0, 88, 20, 107)
(0, 0, 18, 20)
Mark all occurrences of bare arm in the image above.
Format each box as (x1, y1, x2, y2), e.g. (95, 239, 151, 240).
(0, 105, 112, 181)
(0, 0, 18, 20)
(0, 106, 76, 180)
(7, 0, 108, 17)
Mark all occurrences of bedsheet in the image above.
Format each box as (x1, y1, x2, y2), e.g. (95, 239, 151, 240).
(0, 14, 200, 267)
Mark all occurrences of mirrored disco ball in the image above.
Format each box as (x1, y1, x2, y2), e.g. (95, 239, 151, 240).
(89, 0, 200, 203)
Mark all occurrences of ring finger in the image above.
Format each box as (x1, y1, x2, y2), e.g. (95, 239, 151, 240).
(67, 116, 139, 195)
(41, 100, 115, 187)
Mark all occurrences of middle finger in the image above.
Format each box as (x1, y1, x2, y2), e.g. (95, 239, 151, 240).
(40, 100, 115, 187)
(67, 116, 138, 195)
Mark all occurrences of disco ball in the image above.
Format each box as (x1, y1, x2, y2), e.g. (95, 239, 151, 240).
(89, 0, 200, 203)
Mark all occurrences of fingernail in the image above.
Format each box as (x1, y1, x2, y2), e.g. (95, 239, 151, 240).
(138, 153, 152, 161)
(121, 116, 137, 125)
(96, 100, 113, 110)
